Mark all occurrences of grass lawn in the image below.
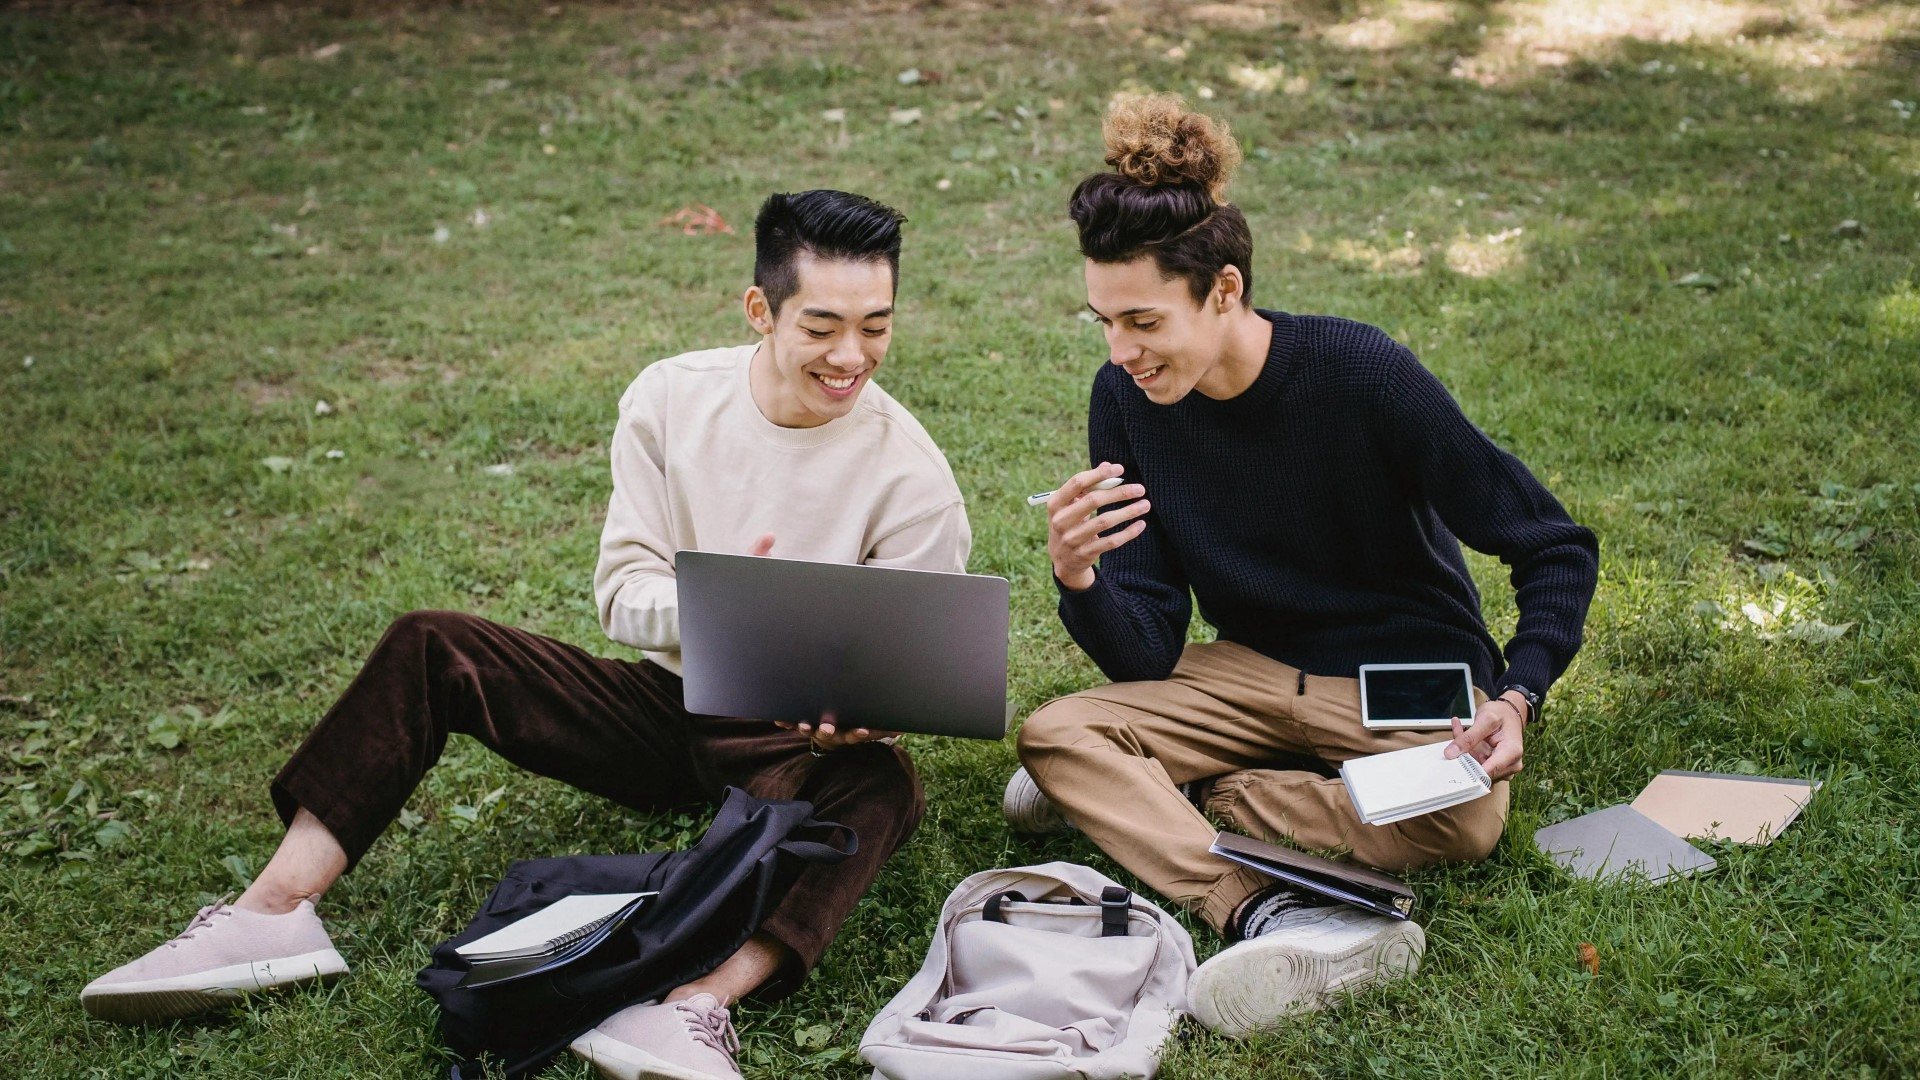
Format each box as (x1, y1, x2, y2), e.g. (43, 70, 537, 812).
(3, 0, 1918, 1076)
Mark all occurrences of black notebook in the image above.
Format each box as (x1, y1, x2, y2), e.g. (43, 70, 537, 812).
(1209, 832, 1417, 920)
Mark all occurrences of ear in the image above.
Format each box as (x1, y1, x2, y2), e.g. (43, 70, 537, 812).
(743, 286, 776, 335)
(1213, 267, 1245, 313)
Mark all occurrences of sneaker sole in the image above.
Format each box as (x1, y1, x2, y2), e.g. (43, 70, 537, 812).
(569, 1029, 738, 1080)
(80, 948, 348, 1023)
(1189, 919, 1425, 1037)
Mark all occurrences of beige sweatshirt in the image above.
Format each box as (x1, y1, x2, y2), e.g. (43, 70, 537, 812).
(594, 343, 972, 673)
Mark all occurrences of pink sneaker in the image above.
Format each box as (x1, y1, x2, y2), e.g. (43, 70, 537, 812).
(569, 993, 744, 1080)
(80, 899, 348, 1023)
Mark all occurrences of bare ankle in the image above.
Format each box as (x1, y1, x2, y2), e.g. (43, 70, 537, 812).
(665, 979, 733, 1007)
(234, 885, 319, 916)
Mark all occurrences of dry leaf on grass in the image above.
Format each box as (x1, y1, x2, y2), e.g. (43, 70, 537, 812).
(657, 204, 734, 235)
(1578, 942, 1599, 975)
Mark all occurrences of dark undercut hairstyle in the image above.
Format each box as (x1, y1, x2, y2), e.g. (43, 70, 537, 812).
(1068, 94, 1254, 307)
(753, 189, 907, 314)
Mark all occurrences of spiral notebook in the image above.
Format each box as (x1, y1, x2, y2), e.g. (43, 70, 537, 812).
(454, 891, 657, 987)
(1340, 740, 1493, 826)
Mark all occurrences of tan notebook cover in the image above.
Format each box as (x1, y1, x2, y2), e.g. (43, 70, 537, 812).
(1630, 770, 1819, 845)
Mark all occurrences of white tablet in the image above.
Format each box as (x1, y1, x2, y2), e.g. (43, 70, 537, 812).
(1358, 663, 1476, 730)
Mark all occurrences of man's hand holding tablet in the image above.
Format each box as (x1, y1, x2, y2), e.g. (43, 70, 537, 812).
(1045, 462, 1149, 592)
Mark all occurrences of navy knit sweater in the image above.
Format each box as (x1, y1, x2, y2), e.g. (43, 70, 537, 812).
(1057, 309, 1599, 701)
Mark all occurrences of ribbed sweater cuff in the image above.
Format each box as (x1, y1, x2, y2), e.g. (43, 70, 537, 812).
(1497, 641, 1559, 702)
(1055, 572, 1153, 680)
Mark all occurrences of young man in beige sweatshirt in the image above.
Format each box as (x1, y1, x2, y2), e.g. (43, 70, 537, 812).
(83, 190, 969, 1080)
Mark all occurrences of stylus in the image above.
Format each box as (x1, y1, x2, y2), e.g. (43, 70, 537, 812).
(1026, 476, 1123, 507)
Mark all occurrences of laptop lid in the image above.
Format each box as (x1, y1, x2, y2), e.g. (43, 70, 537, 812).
(675, 550, 1011, 740)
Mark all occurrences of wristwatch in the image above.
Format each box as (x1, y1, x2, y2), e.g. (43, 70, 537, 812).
(1500, 685, 1542, 726)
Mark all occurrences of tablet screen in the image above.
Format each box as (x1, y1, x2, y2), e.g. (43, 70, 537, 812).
(1360, 665, 1474, 727)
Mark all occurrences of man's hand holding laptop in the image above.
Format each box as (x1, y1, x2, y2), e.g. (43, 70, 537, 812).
(745, 533, 902, 752)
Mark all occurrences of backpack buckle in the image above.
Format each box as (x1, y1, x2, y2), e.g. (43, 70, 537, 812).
(1099, 886, 1131, 938)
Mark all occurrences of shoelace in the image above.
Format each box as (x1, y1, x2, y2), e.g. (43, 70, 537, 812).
(168, 899, 235, 949)
(677, 1000, 741, 1056)
(1241, 894, 1317, 940)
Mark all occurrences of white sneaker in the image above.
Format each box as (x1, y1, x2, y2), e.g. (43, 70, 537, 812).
(1002, 767, 1072, 835)
(1187, 905, 1425, 1037)
(570, 993, 743, 1080)
(80, 899, 348, 1023)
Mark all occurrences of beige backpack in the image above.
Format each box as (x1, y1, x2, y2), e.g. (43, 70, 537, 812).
(860, 862, 1196, 1080)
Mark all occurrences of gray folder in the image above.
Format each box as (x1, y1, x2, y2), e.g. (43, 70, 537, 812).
(1534, 804, 1717, 884)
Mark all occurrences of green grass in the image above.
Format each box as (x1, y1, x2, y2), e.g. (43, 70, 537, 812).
(3, 1, 1918, 1076)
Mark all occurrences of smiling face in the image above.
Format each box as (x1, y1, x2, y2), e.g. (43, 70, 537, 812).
(744, 251, 896, 428)
(1084, 256, 1243, 405)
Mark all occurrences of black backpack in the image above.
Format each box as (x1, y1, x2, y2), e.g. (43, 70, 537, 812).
(416, 787, 856, 1079)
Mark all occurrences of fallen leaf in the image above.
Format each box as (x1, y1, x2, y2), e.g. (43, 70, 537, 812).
(483, 463, 516, 477)
(147, 714, 184, 750)
(889, 107, 923, 126)
(1672, 271, 1721, 289)
(656, 203, 734, 235)
(1578, 942, 1599, 975)
(311, 42, 344, 61)
(325, 449, 345, 460)
(260, 456, 295, 474)
(1833, 219, 1863, 237)
(897, 68, 922, 85)
(221, 853, 255, 886)
(1783, 619, 1853, 643)
(820, 108, 847, 123)
(314, 399, 334, 416)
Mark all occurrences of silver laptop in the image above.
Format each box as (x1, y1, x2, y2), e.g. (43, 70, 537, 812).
(675, 550, 1011, 740)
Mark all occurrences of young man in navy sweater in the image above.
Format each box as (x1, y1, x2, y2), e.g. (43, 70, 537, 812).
(1009, 96, 1599, 1036)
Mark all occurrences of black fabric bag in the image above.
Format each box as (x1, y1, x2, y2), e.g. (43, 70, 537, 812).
(417, 787, 856, 1079)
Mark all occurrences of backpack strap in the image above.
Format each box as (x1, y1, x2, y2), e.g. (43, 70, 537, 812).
(981, 891, 1027, 923)
(774, 817, 859, 864)
(1100, 886, 1132, 938)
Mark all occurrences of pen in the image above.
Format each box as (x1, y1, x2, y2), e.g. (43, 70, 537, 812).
(1026, 476, 1123, 507)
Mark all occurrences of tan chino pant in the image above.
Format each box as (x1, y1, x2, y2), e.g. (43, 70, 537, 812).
(1017, 640, 1509, 935)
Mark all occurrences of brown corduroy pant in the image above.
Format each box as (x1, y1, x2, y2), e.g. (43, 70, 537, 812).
(270, 610, 925, 997)
(1017, 640, 1508, 936)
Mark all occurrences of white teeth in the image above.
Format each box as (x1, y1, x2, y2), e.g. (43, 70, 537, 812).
(1132, 366, 1163, 383)
(814, 373, 857, 390)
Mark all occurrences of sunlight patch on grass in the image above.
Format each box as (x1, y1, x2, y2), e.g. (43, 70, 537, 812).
(1872, 283, 1920, 341)
(1330, 236, 1428, 275)
(1447, 0, 1917, 86)
(1319, 2, 1456, 52)
(1444, 228, 1526, 278)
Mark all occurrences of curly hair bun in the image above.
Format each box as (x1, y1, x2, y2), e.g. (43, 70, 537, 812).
(1103, 92, 1242, 202)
